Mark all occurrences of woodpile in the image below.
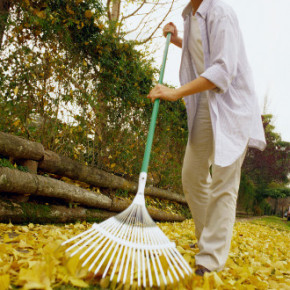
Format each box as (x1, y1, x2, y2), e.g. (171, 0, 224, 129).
(39, 150, 186, 204)
(0, 132, 187, 223)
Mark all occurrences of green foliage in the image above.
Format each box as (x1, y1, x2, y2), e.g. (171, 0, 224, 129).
(263, 187, 290, 199)
(20, 202, 52, 223)
(238, 174, 256, 214)
(0, 0, 187, 193)
(115, 189, 129, 198)
(0, 157, 28, 172)
(256, 199, 272, 216)
(0, 157, 15, 169)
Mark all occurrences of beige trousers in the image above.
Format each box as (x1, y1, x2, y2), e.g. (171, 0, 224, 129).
(182, 93, 246, 272)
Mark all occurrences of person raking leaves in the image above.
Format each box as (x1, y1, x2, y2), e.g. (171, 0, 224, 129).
(147, 0, 266, 276)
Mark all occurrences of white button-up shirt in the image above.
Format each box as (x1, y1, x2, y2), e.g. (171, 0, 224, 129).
(180, 0, 266, 167)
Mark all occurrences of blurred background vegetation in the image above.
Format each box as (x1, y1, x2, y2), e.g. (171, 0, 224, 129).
(0, 0, 289, 216)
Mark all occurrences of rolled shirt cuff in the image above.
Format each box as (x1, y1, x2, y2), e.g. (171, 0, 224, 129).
(201, 64, 231, 94)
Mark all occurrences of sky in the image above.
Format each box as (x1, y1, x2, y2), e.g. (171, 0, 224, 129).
(151, 0, 290, 142)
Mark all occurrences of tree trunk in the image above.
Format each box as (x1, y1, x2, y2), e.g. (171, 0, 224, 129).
(0, 199, 115, 224)
(0, 167, 112, 209)
(0, 167, 186, 222)
(0, 0, 11, 50)
(147, 206, 185, 222)
(274, 198, 278, 215)
(39, 150, 187, 204)
(109, 0, 121, 21)
(39, 150, 132, 190)
(0, 132, 45, 161)
(0, 198, 185, 224)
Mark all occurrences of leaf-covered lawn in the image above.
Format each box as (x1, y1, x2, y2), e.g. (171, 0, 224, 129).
(0, 219, 289, 289)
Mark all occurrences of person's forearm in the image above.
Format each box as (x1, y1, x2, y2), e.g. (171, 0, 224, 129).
(147, 77, 217, 103)
(171, 37, 183, 48)
(174, 77, 216, 99)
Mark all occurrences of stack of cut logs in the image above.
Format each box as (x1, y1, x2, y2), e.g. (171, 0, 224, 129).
(0, 132, 187, 223)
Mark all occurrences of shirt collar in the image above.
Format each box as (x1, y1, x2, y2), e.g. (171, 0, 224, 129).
(182, 0, 214, 20)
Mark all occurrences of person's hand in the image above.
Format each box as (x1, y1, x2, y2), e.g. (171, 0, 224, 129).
(147, 84, 179, 102)
(163, 22, 178, 42)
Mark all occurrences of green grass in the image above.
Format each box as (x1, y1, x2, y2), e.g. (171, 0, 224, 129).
(251, 216, 290, 231)
(0, 157, 28, 172)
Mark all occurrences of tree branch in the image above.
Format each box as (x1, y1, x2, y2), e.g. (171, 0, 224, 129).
(121, 0, 146, 21)
(136, 0, 175, 44)
(126, 1, 158, 38)
(107, 0, 112, 21)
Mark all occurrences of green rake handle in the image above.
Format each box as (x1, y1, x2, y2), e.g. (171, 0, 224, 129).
(140, 33, 171, 174)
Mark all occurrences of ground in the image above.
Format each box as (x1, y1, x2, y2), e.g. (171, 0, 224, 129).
(0, 217, 289, 289)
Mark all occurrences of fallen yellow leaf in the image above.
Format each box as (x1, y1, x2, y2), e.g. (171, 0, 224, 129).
(0, 274, 10, 290)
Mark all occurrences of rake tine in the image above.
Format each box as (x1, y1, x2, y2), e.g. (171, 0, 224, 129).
(66, 229, 97, 254)
(155, 246, 167, 285)
(102, 240, 119, 278)
(109, 210, 137, 281)
(150, 231, 167, 285)
(130, 247, 136, 285)
(163, 247, 183, 280)
(160, 247, 178, 282)
(130, 207, 142, 284)
(91, 210, 134, 271)
(140, 223, 147, 288)
(129, 219, 139, 285)
(117, 209, 138, 283)
(173, 247, 192, 274)
(143, 225, 153, 287)
(89, 235, 115, 272)
(121, 212, 138, 283)
(62, 227, 95, 246)
(110, 243, 124, 281)
(82, 235, 109, 267)
(95, 241, 118, 278)
(136, 222, 141, 287)
(144, 226, 160, 287)
(79, 234, 104, 260)
(122, 245, 132, 284)
(117, 244, 128, 282)
(91, 239, 114, 274)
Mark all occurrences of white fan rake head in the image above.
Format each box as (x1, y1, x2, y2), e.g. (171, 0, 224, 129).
(62, 173, 192, 288)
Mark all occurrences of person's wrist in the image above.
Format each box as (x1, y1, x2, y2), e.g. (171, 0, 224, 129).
(170, 35, 178, 43)
(172, 89, 181, 101)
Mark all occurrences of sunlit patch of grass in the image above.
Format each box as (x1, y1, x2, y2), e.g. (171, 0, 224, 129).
(251, 216, 290, 231)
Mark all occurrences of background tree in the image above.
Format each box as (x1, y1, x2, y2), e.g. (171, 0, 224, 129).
(240, 114, 290, 214)
(263, 186, 290, 215)
(243, 114, 289, 188)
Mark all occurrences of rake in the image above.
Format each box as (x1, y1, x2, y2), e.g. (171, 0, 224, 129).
(62, 33, 192, 288)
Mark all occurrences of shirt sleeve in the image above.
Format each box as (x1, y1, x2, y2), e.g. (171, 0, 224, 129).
(201, 13, 240, 94)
